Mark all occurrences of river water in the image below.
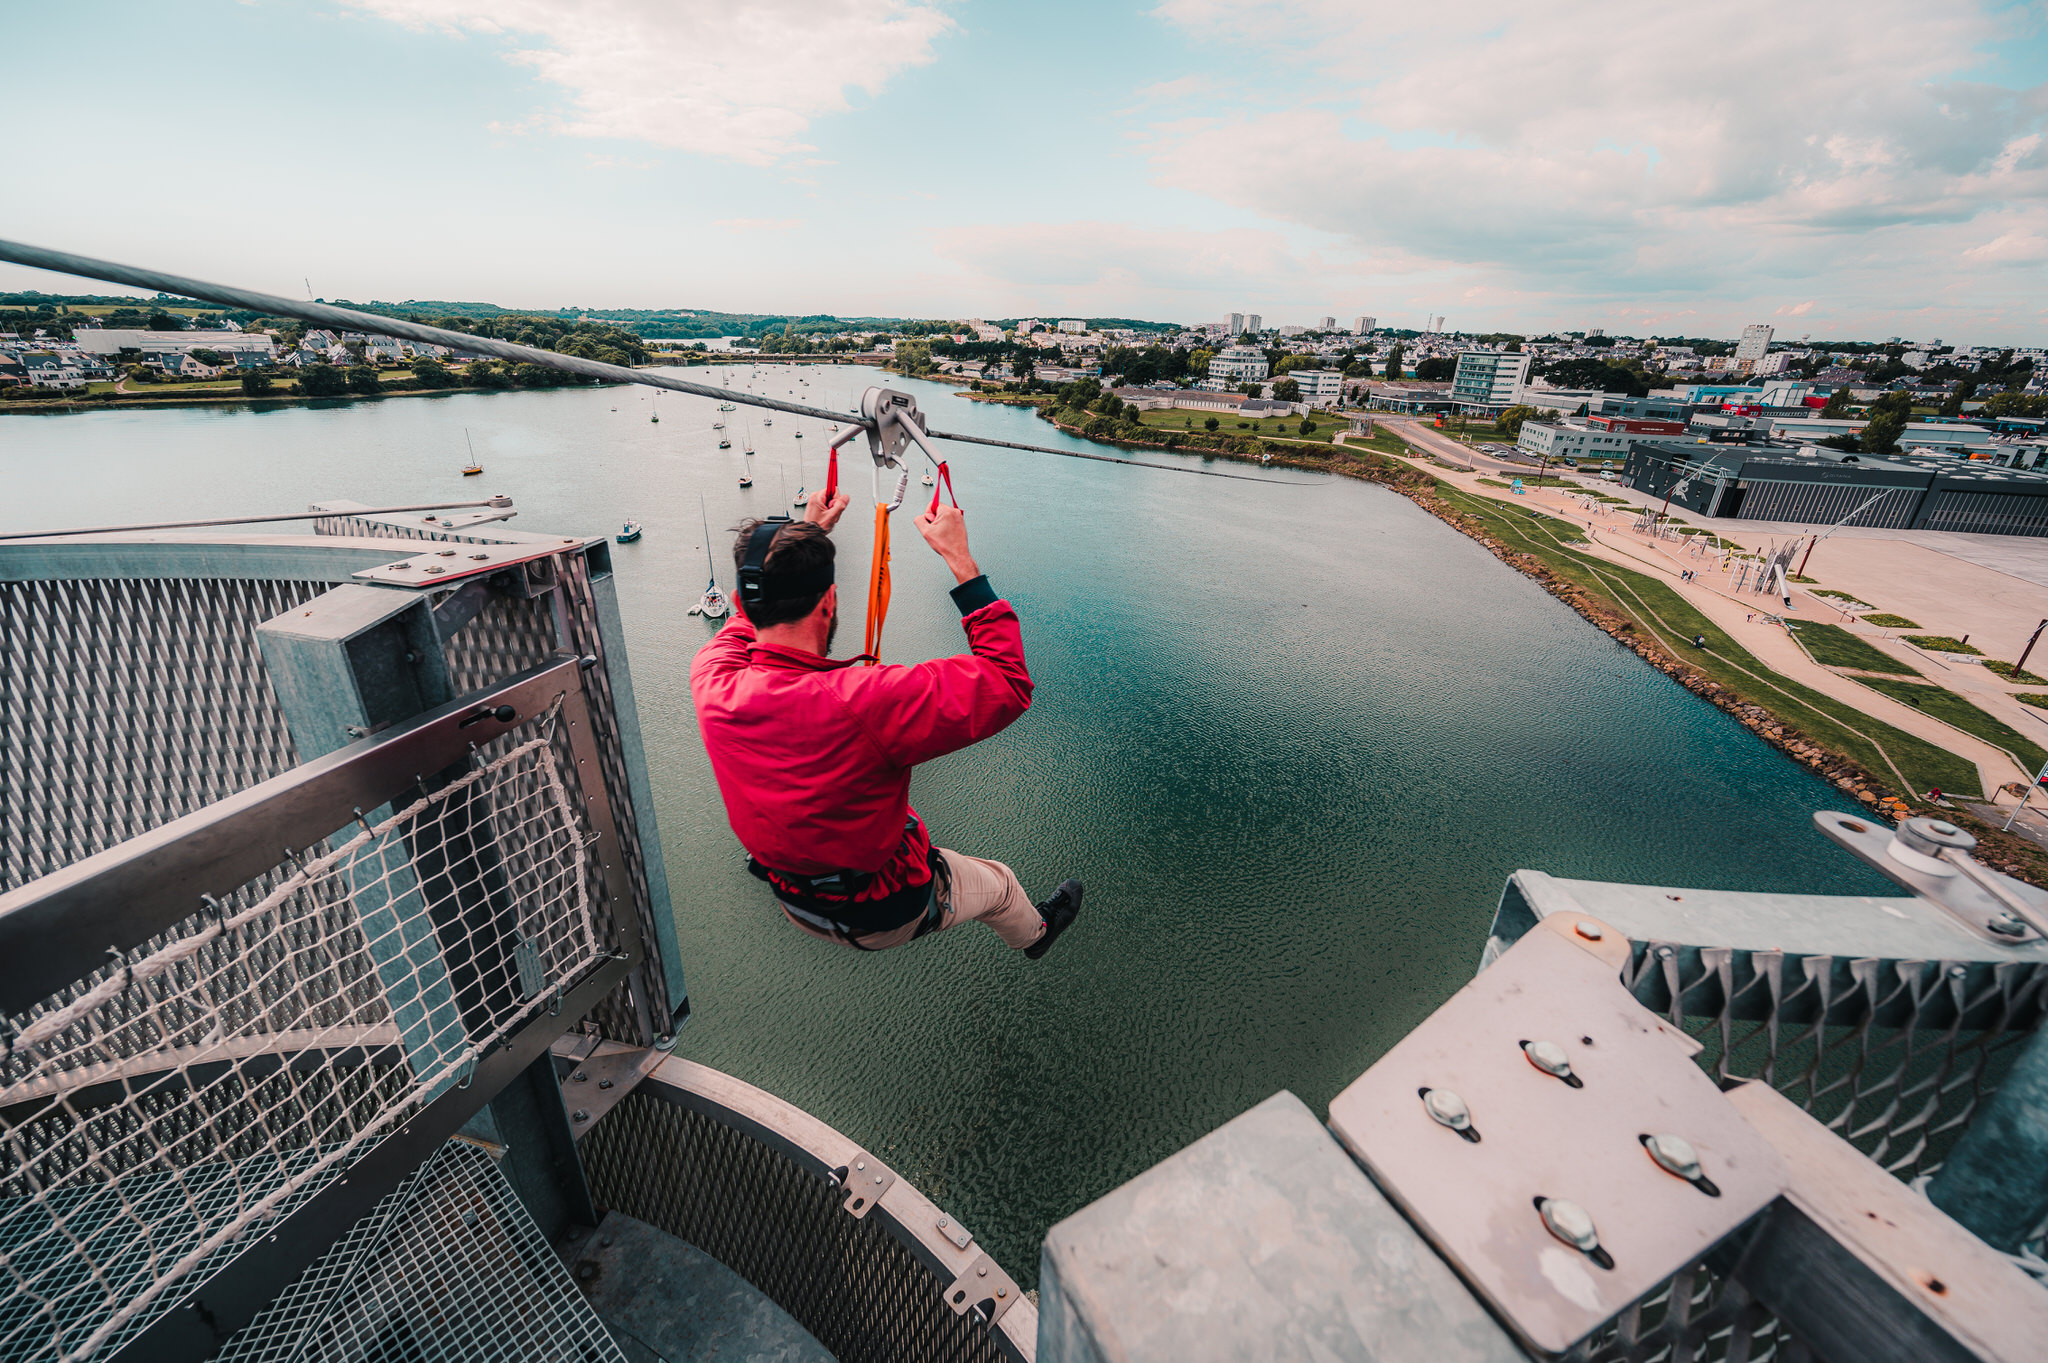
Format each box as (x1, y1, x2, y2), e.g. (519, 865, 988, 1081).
(2, 366, 1892, 1280)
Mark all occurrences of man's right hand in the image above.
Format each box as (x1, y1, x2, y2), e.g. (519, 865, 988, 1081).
(804, 487, 851, 532)
(915, 504, 982, 585)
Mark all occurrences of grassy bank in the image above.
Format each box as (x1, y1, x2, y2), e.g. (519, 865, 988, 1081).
(1787, 621, 1921, 676)
(1852, 677, 2048, 777)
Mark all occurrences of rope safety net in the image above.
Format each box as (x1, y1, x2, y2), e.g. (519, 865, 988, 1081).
(0, 730, 607, 1362)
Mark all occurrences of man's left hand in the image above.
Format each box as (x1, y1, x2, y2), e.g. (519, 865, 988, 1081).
(805, 488, 851, 532)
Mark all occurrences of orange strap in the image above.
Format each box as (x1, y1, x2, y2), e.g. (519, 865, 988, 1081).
(862, 501, 892, 665)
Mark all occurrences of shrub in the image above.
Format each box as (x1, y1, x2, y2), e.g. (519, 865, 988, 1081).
(412, 358, 455, 388)
(344, 366, 381, 395)
(239, 372, 274, 395)
(1984, 660, 2047, 684)
(299, 363, 347, 398)
(1860, 614, 1919, 629)
(1204, 416, 1219, 432)
(1904, 635, 1982, 655)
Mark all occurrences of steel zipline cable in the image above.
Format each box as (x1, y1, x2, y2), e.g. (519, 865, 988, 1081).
(0, 238, 1307, 488)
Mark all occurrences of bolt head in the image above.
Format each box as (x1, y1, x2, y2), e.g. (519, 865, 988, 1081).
(573, 1109, 590, 1123)
(1539, 1197, 1600, 1253)
(598, 1078, 614, 1090)
(1573, 920, 1604, 941)
(1644, 1132, 1703, 1181)
(938, 1217, 948, 1227)
(855, 1160, 865, 1171)
(573, 1071, 588, 1082)
(1422, 1088, 1473, 1131)
(1524, 1039, 1574, 1079)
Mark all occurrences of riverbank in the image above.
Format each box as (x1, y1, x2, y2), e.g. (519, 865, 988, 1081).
(1022, 400, 2048, 885)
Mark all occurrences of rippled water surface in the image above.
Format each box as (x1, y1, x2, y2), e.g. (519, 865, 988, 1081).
(3, 367, 1893, 1280)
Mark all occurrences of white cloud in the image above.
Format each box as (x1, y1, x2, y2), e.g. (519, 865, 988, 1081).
(715, 217, 802, 232)
(346, 0, 953, 165)
(1146, 0, 2048, 332)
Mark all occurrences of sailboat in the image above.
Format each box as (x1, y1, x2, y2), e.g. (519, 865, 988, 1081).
(461, 428, 483, 476)
(650, 397, 659, 424)
(688, 497, 729, 619)
(718, 401, 735, 411)
(792, 447, 806, 508)
(921, 468, 935, 487)
(739, 416, 755, 486)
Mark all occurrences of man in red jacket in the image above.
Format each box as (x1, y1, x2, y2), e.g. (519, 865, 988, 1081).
(691, 488, 1083, 956)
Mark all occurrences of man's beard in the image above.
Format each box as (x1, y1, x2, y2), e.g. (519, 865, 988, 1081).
(825, 605, 839, 654)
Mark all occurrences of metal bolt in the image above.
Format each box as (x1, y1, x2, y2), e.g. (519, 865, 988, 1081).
(1522, 1039, 1579, 1086)
(978, 1266, 988, 1277)
(1538, 1197, 1601, 1253)
(873, 1174, 884, 1185)
(470, 553, 489, 560)
(1643, 1132, 1702, 1181)
(573, 1109, 590, 1123)
(1573, 920, 1604, 941)
(425, 565, 445, 574)
(438, 549, 456, 557)
(855, 1161, 865, 1171)
(938, 1217, 948, 1227)
(598, 1077, 614, 1090)
(1989, 914, 2028, 938)
(573, 1071, 588, 1082)
(1421, 1087, 1473, 1132)
(996, 1287, 1007, 1299)
(1656, 946, 1676, 959)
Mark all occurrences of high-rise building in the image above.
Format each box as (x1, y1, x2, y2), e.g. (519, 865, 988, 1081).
(1057, 319, 1087, 334)
(1587, 327, 1606, 339)
(1354, 316, 1375, 335)
(1735, 324, 1774, 361)
(1318, 316, 1336, 331)
(1450, 351, 1532, 410)
(1227, 312, 1245, 336)
(1247, 314, 1263, 333)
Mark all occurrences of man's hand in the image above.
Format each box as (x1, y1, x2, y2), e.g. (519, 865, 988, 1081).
(914, 504, 982, 585)
(804, 487, 851, 532)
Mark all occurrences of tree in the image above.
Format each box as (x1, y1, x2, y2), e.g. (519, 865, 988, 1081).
(1384, 344, 1405, 381)
(1494, 404, 1540, 440)
(1861, 391, 1912, 454)
(299, 363, 347, 398)
(1272, 378, 1302, 403)
(188, 348, 226, 366)
(1298, 417, 1318, 435)
(1821, 385, 1853, 417)
(1204, 416, 1220, 432)
(412, 358, 454, 388)
(345, 365, 381, 395)
(1413, 356, 1456, 382)
(1941, 380, 1977, 418)
(1239, 382, 1263, 398)
(146, 312, 184, 331)
(240, 371, 274, 396)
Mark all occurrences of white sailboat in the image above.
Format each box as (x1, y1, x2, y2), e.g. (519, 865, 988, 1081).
(689, 496, 730, 619)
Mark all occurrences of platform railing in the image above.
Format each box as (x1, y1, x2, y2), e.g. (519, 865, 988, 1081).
(0, 660, 639, 1362)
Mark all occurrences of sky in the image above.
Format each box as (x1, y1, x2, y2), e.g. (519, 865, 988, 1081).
(5, 0, 2048, 343)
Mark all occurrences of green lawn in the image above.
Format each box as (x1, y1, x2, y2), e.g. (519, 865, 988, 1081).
(1788, 622, 1920, 675)
(1905, 636, 1983, 656)
(1854, 678, 2048, 776)
(1135, 408, 1344, 446)
(1861, 613, 1920, 630)
(1431, 482, 1978, 799)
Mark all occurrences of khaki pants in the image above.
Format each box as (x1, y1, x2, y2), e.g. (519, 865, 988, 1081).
(779, 848, 1045, 951)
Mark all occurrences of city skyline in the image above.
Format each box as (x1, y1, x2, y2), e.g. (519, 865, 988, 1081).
(5, 1, 2047, 345)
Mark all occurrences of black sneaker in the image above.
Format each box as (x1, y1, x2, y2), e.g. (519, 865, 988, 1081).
(1025, 879, 1083, 960)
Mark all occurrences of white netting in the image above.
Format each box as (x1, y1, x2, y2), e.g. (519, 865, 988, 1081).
(0, 736, 602, 1362)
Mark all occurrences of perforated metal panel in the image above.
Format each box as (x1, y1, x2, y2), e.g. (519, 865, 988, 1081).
(0, 576, 323, 889)
(217, 1140, 626, 1363)
(580, 1090, 1017, 1363)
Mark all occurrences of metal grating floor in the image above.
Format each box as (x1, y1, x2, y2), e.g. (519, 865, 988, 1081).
(216, 1139, 626, 1363)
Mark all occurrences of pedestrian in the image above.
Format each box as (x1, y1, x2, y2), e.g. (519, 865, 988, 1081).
(692, 490, 1084, 958)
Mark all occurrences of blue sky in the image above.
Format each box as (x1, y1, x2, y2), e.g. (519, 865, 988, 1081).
(6, 0, 2047, 343)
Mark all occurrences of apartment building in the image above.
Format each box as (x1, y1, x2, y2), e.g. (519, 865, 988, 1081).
(1449, 350, 1532, 411)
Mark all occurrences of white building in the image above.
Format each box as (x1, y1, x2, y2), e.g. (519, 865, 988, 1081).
(1278, 325, 1306, 337)
(1450, 351, 1531, 410)
(1318, 316, 1336, 331)
(1516, 419, 1640, 465)
(1900, 423, 1993, 456)
(1735, 324, 1774, 362)
(1901, 352, 1929, 370)
(1057, 319, 1087, 334)
(72, 328, 277, 363)
(1354, 316, 1375, 335)
(1246, 314, 1263, 333)
(1752, 353, 1791, 376)
(1227, 312, 1245, 336)
(1016, 319, 1041, 335)
(1287, 369, 1345, 407)
(1208, 346, 1271, 381)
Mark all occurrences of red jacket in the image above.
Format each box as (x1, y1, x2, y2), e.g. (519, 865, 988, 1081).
(691, 585, 1033, 908)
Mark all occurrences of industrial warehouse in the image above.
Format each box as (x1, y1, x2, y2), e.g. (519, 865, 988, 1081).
(1621, 441, 2048, 537)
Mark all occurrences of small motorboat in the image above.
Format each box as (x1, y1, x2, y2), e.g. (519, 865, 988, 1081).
(713, 419, 725, 429)
(792, 486, 807, 508)
(762, 418, 773, 427)
(794, 429, 804, 440)
(739, 474, 753, 487)
(718, 402, 735, 411)
(921, 470, 934, 486)
(718, 437, 731, 449)
(617, 520, 643, 544)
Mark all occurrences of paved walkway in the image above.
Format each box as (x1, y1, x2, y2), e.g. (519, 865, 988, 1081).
(1372, 417, 2039, 800)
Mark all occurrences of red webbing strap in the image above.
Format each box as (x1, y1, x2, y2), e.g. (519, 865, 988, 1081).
(927, 462, 959, 517)
(825, 445, 838, 504)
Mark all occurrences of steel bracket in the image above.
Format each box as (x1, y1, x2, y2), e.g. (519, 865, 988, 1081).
(553, 1038, 664, 1138)
(946, 1251, 1021, 1328)
(828, 1150, 895, 1218)
(933, 1211, 974, 1250)
(355, 541, 564, 594)
(1814, 811, 2045, 944)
